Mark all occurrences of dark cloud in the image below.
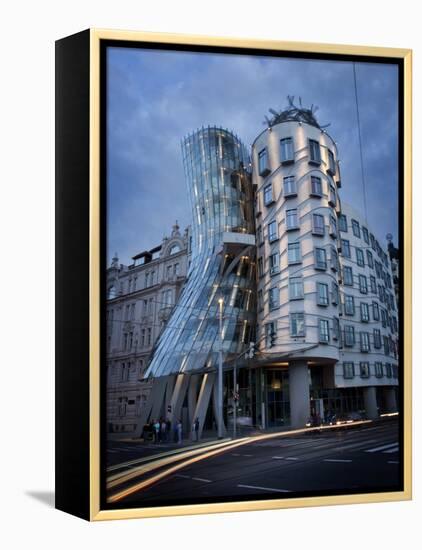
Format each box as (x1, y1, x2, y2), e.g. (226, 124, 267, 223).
(107, 47, 399, 264)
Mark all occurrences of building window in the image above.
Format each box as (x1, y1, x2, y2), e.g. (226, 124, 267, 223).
(330, 246, 338, 272)
(288, 242, 301, 264)
(352, 219, 361, 238)
(147, 327, 152, 346)
(329, 184, 336, 206)
(289, 276, 303, 300)
(341, 239, 351, 258)
(173, 263, 179, 276)
(360, 332, 370, 352)
(319, 318, 330, 343)
(329, 215, 337, 238)
(308, 139, 321, 164)
(383, 335, 390, 356)
(359, 274, 368, 294)
(333, 317, 340, 340)
(256, 226, 263, 246)
(385, 364, 393, 378)
(362, 226, 369, 244)
(310, 176, 322, 196)
(140, 328, 146, 347)
(264, 182, 274, 206)
(331, 281, 339, 305)
(283, 176, 297, 197)
(121, 362, 129, 382)
(312, 213, 325, 236)
(356, 248, 365, 267)
(370, 275, 377, 294)
(344, 325, 355, 347)
(258, 257, 265, 278)
(375, 362, 383, 378)
(317, 282, 329, 306)
(258, 148, 270, 176)
(343, 362, 355, 379)
(268, 220, 278, 242)
(327, 149, 336, 175)
(372, 301, 380, 321)
(373, 329, 382, 349)
(360, 362, 370, 379)
(343, 265, 353, 286)
(286, 208, 299, 230)
(344, 294, 355, 316)
(269, 252, 279, 275)
(257, 289, 263, 311)
(339, 214, 348, 232)
(314, 247, 327, 270)
(367, 250, 374, 268)
(290, 312, 305, 337)
(265, 322, 276, 348)
(280, 137, 294, 163)
(268, 287, 280, 310)
(360, 302, 370, 322)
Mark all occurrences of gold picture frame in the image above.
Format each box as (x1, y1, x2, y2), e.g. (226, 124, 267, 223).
(55, 28, 412, 521)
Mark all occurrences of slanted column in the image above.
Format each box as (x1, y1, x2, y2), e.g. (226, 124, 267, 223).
(289, 361, 310, 428)
(384, 387, 397, 413)
(363, 386, 378, 419)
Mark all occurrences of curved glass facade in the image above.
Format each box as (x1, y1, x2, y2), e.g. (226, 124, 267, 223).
(145, 127, 256, 378)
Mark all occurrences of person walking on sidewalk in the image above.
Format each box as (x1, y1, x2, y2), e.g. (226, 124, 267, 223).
(177, 419, 183, 444)
(192, 417, 200, 442)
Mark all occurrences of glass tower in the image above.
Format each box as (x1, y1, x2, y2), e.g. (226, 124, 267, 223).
(145, 127, 256, 379)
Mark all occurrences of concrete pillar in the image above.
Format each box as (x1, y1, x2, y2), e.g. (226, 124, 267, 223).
(188, 374, 200, 425)
(289, 361, 310, 428)
(384, 387, 397, 413)
(193, 373, 216, 439)
(363, 386, 378, 419)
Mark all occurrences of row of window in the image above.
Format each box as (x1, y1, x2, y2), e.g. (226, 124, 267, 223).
(262, 176, 336, 208)
(258, 242, 339, 274)
(342, 264, 395, 310)
(264, 316, 397, 355)
(342, 361, 398, 380)
(263, 280, 339, 309)
(122, 327, 153, 351)
(258, 138, 336, 176)
(339, 214, 390, 267)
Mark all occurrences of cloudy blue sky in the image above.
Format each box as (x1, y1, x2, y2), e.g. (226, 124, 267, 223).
(106, 46, 399, 264)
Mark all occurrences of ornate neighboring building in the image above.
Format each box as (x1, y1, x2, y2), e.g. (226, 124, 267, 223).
(105, 223, 191, 437)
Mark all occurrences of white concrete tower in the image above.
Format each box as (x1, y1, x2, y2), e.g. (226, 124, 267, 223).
(252, 100, 342, 427)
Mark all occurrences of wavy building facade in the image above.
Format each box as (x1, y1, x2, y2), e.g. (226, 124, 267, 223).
(135, 127, 256, 437)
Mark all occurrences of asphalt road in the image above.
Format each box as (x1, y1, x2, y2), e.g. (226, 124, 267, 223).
(110, 419, 401, 506)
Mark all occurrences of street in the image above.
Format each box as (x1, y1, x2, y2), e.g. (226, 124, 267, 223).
(106, 419, 401, 506)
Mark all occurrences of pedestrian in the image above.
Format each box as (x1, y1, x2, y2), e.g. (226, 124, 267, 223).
(161, 419, 167, 443)
(177, 419, 183, 444)
(192, 417, 200, 442)
(153, 419, 160, 443)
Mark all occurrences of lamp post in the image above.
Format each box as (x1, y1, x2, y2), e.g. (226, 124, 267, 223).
(218, 297, 224, 439)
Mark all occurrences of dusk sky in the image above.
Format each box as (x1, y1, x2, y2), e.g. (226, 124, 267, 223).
(106, 46, 399, 265)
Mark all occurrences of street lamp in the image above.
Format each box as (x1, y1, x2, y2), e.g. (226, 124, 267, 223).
(217, 297, 224, 439)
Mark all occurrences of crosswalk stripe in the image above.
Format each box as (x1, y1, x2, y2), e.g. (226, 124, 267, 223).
(365, 442, 398, 453)
(383, 446, 399, 454)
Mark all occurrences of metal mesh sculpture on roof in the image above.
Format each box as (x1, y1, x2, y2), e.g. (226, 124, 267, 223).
(263, 95, 330, 129)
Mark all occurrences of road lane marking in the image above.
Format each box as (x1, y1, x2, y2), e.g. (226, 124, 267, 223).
(242, 454, 253, 457)
(272, 456, 284, 459)
(323, 459, 353, 463)
(237, 484, 291, 493)
(192, 477, 212, 483)
(365, 442, 398, 453)
(388, 460, 399, 464)
(174, 474, 191, 479)
(383, 446, 399, 454)
(107, 419, 375, 502)
(285, 457, 298, 460)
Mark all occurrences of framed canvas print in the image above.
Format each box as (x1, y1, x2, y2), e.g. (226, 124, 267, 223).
(55, 29, 412, 521)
